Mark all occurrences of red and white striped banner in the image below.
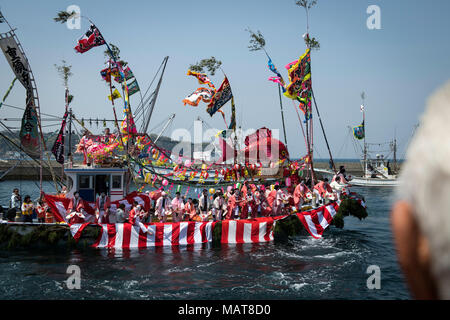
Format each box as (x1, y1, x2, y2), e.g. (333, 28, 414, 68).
(220, 216, 284, 244)
(90, 221, 215, 249)
(44, 192, 151, 223)
(64, 201, 358, 248)
(296, 202, 339, 239)
(69, 222, 90, 241)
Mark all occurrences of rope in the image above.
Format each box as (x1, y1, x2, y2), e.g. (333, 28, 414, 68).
(291, 100, 309, 152)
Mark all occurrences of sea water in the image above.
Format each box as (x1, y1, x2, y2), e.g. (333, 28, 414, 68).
(0, 180, 410, 299)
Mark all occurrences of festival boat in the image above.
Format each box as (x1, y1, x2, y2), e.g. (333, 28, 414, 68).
(0, 9, 368, 250)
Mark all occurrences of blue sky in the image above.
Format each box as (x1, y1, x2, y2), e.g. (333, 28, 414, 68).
(0, 0, 449, 159)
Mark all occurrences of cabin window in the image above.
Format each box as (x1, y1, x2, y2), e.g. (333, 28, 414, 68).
(79, 175, 92, 189)
(112, 175, 122, 189)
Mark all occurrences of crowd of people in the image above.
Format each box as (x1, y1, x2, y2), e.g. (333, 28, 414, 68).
(61, 166, 351, 225)
(2, 166, 352, 225)
(1, 188, 55, 223)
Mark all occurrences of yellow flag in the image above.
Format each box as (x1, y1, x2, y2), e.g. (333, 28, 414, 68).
(108, 88, 121, 101)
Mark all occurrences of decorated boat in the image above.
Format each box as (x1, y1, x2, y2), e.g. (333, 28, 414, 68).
(0, 8, 368, 250)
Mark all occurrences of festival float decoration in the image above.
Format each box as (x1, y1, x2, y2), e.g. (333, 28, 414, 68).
(0, 3, 367, 250)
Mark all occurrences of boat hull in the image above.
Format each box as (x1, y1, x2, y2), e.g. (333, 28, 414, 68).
(314, 168, 398, 187)
(347, 177, 399, 187)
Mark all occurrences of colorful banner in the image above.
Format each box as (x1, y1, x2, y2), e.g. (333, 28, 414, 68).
(114, 66, 134, 83)
(20, 91, 40, 159)
(0, 31, 40, 158)
(51, 111, 69, 164)
(101, 61, 132, 84)
(284, 48, 311, 100)
(120, 115, 137, 134)
(108, 88, 122, 101)
(74, 24, 106, 53)
(182, 87, 214, 107)
(353, 121, 365, 140)
(100, 67, 112, 82)
(296, 78, 312, 120)
(268, 76, 286, 92)
(207, 77, 232, 116)
(127, 78, 140, 96)
(187, 69, 215, 89)
(228, 96, 236, 130)
(267, 58, 286, 90)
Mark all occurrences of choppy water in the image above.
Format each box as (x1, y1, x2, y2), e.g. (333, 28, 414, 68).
(0, 180, 409, 299)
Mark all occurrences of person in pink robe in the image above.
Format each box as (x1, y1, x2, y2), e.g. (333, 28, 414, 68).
(226, 190, 237, 220)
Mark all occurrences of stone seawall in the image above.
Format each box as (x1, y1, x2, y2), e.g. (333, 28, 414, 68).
(0, 161, 65, 181)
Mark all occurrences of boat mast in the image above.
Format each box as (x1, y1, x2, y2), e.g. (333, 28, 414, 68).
(393, 136, 397, 173)
(153, 113, 175, 144)
(277, 83, 288, 149)
(68, 107, 72, 159)
(312, 89, 336, 172)
(361, 91, 367, 176)
(142, 56, 169, 134)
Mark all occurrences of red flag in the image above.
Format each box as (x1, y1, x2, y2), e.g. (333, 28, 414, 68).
(217, 136, 235, 163)
(44, 192, 151, 224)
(74, 24, 106, 53)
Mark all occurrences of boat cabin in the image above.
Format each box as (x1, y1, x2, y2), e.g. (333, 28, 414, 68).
(363, 154, 396, 179)
(64, 166, 129, 202)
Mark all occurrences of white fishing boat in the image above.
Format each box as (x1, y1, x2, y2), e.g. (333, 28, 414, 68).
(343, 93, 400, 187)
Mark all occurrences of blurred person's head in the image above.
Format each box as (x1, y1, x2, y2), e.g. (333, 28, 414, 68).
(392, 80, 450, 299)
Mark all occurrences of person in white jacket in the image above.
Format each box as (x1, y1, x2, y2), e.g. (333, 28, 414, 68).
(155, 192, 171, 222)
(212, 192, 226, 221)
(199, 189, 210, 216)
(330, 176, 348, 201)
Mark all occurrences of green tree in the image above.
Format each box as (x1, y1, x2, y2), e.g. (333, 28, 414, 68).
(245, 28, 266, 52)
(189, 57, 222, 76)
(54, 60, 74, 104)
(53, 10, 76, 24)
(295, 0, 320, 50)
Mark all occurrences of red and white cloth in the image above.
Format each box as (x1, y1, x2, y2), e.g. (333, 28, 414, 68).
(69, 223, 91, 241)
(220, 217, 279, 244)
(296, 202, 339, 239)
(74, 24, 106, 53)
(44, 192, 151, 224)
(61, 197, 364, 248)
(91, 221, 215, 249)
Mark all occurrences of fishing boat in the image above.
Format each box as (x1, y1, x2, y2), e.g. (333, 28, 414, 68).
(316, 93, 400, 187)
(348, 93, 399, 187)
(0, 9, 368, 251)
